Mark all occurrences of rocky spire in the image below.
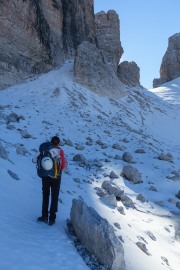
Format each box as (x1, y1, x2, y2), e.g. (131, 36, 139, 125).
(95, 10, 124, 72)
(153, 33, 180, 88)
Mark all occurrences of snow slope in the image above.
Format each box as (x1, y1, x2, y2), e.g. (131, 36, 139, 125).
(0, 61, 179, 270)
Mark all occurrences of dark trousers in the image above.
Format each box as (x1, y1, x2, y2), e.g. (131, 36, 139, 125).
(41, 176, 61, 220)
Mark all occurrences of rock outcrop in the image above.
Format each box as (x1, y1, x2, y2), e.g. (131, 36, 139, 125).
(0, 0, 64, 89)
(74, 41, 126, 99)
(0, 0, 96, 89)
(62, 0, 96, 57)
(118, 61, 141, 87)
(70, 199, 125, 270)
(153, 33, 180, 88)
(95, 10, 124, 72)
(0, 0, 141, 96)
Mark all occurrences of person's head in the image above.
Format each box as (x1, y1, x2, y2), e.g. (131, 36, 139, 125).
(51, 136, 60, 146)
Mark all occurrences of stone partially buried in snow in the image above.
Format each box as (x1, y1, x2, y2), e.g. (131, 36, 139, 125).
(0, 141, 9, 160)
(122, 152, 135, 163)
(122, 165, 142, 184)
(101, 180, 124, 197)
(158, 153, 173, 162)
(101, 194, 117, 207)
(70, 199, 125, 270)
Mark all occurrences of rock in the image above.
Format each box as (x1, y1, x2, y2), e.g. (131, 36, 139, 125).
(109, 171, 119, 179)
(7, 170, 20, 180)
(136, 242, 151, 256)
(149, 186, 157, 192)
(75, 144, 85, 150)
(161, 256, 170, 266)
(158, 153, 173, 162)
(101, 194, 117, 207)
(136, 194, 146, 203)
(70, 199, 125, 270)
(16, 145, 28, 156)
(114, 155, 122, 160)
(146, 231, 156, 241)
(95, 187, 108, 198)
(176, 190, 180, 199)
(74, 41, 125, 100)
(101, 180, 124, 197)
(117, 61, 140, 87)
(176, 202, 180, 209)
(73, 178, 81, 184)
(6, 113, 24, 124)
(117, 206, 125, 215)
(95, 10, 123, 72)
(20, 130, 32, 139)
(0, 141, 8, 159)
(64, 139, 73, 147)
(135, 149, 145, 154)
(121, 165, 142, 184)
(120, 195, 135, 208)
(0, 0, 97, 89)
(114, 222, 121, 230)
(122, 152, 135, 163)
(73, 154, 86, 162)
(153, 33, 180, 87)
(62, 0, 96, 56)
(112, 143, 123, 150)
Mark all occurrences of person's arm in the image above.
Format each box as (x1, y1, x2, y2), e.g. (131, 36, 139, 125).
(60, 149, 66, 171)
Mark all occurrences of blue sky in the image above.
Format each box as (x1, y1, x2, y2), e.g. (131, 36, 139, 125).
(94, 0, 180, 89)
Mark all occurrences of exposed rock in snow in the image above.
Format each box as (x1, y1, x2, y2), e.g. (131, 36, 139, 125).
(70, 199, 125, 270)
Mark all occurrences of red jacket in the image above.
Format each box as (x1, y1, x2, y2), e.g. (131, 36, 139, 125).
(59, 149, 66, 171)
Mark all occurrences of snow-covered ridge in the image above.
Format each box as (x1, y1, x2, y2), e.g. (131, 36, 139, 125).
(0, 62, 179, 270)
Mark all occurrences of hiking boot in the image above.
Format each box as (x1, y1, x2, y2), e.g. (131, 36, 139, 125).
(48, 219, 55, 226)
(37, 216, 48, 223)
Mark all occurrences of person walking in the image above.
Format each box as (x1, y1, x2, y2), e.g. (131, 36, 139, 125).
(36, 136, 66, 225)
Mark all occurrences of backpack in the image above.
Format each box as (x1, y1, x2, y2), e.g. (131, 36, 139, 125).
(36, 142, 62, 178)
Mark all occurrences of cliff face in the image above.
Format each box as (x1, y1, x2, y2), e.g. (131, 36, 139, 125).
(62, 0, 96, 57)
(0, 0, 95, 89)
(0, 0, 64, 89)
(95, 10, 124, 72)
(153, 33, 180, 88)
(0, 0, 140, 94)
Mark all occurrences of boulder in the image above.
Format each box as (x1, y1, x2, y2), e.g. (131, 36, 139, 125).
(122, 152, 135, 163)
(101, 180, 124, 198)
(70, 199, 125, 270)
(101, 194, 117, 207)
(122, 165, 142, 184)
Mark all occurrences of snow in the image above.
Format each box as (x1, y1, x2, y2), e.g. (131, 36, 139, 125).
(0, 61, 180, 270)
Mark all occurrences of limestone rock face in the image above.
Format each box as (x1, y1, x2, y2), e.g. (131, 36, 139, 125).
(70, 199, 125, 270)
(0, 0, 64, 89)
(153, 33, 180, 88)
(74, 41, 125, 99)
(95, 10, 124, 72)
(118, 61, 140, 87)
(62, 0, 96, 57)
(0, 0, 96, 89)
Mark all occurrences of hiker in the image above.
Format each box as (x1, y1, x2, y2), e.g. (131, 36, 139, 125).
(34, 136, 66, 225)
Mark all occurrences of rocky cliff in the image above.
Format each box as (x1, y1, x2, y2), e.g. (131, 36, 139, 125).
(95, 10, 123, 72)
(0, 0, 141, 96)
(0, 0, 95, 89)
(153, 33, 180, 88)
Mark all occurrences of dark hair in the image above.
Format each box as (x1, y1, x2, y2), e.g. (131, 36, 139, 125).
(51, 136, 60, 146)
